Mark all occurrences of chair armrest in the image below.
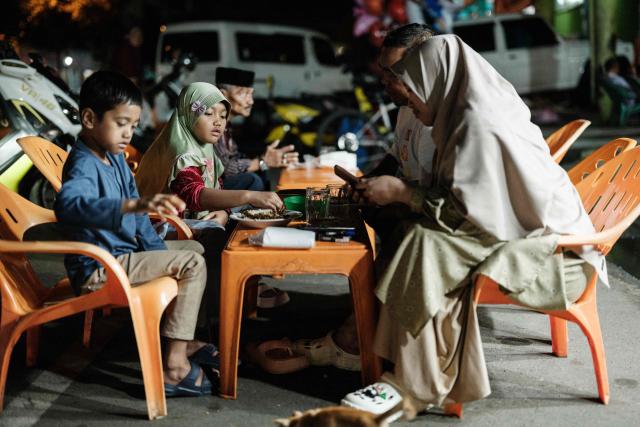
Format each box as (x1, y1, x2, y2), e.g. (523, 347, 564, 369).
(558, 203, 640, 254)
(148, 213, 193, 240)
(0, 240, 131, 302)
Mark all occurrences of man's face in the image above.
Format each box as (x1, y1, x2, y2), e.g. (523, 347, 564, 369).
(82, 103, 141, 154)
(225, 85, 254, 117)
(378, 46, 410, 106)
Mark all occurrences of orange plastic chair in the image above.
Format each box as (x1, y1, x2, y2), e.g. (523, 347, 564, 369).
(546, 119, 591, 163)
(124, 144, 143, 174)
(450, 147, 640, 417)
(0, 183, 79, 365)
(567, 138, 637, 184)
(0, 238, 177, 419)
(16, 136, 192, 240)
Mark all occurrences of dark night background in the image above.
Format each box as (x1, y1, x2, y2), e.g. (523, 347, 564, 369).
(1, 0, 356, 68)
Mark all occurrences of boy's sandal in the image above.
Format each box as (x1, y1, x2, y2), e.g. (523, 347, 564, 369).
(257, 284, 290, 309)
(189, 343, 242, 370)
(164, 360, 212, 397)
(246, 339, 309, 375)
(292, 332, 361, 371)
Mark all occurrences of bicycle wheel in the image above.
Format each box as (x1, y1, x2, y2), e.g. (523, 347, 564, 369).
(315, 109, 392, 172)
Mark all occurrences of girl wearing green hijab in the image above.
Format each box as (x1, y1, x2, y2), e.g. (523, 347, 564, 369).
(136, 82, 282, 346)
(136, 82, 282, 215)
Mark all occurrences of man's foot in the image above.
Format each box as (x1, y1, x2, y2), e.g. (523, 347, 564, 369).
(292, 332, 361, 371)
(341, 382, 403, 421)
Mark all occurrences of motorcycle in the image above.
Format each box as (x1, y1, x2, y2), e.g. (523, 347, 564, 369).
(0, 41, 81, 208)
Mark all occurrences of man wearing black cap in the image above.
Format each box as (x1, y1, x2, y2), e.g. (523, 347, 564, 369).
(215, 67, 298, 190)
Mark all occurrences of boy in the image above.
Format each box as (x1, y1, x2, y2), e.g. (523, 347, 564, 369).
(54, 71, 212, 397)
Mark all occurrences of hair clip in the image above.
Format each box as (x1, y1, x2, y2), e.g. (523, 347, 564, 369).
(191, 100, 206, 116)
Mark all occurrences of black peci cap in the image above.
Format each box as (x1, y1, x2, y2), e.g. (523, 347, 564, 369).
(215, 67, 255, 87)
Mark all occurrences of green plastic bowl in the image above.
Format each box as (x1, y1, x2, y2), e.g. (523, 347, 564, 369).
(283, 195, 305, 213)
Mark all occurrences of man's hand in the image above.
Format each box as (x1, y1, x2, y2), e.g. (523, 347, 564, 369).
(246, 191, 284, 211)
(355, 176, 413, 206)
(263, 140, 298, 168)
(122, 194, 186, 216)
(202, 210, 229, 226)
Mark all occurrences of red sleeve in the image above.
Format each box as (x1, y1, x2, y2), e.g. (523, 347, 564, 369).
(170, 167, 205, 212)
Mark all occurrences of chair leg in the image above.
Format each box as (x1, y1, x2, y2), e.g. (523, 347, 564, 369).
(444, 402, 463, 418)
(0, 315, 24, 413)
(127, 295, 170, 420)
(25, 327, 40, 367)
(549, 315, 568, 357)
(571, 302, 609, 404)
(82, 310, 94, 348)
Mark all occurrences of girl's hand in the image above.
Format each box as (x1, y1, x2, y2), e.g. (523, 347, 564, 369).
(355, 176, 412, 206)
(202, 210, 229, 226)
(247, 191, 284, 211)
(123, 194, 186, 216)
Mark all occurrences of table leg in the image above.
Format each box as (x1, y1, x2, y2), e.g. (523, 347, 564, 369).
(349, 254, 382, 385)
(219, 254, 248, 399)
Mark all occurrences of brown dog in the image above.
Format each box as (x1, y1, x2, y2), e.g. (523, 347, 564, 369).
(273, 401, 406, 427)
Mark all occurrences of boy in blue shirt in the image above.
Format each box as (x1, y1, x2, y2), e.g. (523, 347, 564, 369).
(54, 71, 212, 397)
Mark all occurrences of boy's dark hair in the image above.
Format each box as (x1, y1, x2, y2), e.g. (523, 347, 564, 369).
(382, 23, 434, 49)
(79, 70, 142, 118)
(604, 57, 619, 73)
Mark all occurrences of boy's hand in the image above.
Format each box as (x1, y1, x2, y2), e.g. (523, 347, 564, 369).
(247, 191, 284, 211)
(202, 210, 229, 226)
(123, 194, 186, 216)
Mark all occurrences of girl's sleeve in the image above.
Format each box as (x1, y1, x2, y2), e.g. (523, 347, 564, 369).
(170, 166, 206, 212)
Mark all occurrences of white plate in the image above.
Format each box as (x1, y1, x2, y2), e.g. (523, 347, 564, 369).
(230, 210, 303, 229)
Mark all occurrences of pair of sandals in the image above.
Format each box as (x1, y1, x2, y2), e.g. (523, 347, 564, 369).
(164, 343, 222, 397)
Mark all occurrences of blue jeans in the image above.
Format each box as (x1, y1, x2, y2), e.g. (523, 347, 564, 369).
(222, 172, 265, 191)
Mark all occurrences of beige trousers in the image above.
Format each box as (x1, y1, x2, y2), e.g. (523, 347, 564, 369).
(83, 240, 207, 341)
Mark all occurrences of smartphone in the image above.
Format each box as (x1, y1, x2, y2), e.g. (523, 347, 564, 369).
(334, 165, 359, 188)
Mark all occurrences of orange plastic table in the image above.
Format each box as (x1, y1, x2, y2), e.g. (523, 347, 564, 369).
(276, 166, 360, 190)
(218, 223, 382, 399)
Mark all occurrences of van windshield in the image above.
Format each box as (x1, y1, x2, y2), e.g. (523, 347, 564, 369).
(160, 31, 220, 63)
(236, 32, 305, 64)
(312, 37, 339, 66)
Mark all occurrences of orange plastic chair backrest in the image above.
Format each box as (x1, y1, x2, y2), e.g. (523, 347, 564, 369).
(574, 147, 640, 248)
(567, 138, 637, 185)
(0, 183, 56, 241)
(124, 145, 142, 174)
(17, 136, 67, 192)
(546, 119, 591, 163)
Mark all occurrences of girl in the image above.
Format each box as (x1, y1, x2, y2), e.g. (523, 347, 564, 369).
(341, 35, 607, 420)
(135, 82, 283, 345)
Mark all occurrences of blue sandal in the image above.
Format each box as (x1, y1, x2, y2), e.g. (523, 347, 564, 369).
(189, 344, 220, 369)
(164, 360, 212, 397)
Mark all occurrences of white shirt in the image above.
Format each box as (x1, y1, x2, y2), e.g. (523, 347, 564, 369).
(390, 106, 436, 185)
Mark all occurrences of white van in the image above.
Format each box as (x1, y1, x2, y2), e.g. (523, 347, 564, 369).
(155, 21, 352, 98)
(452, 14, 634, 94)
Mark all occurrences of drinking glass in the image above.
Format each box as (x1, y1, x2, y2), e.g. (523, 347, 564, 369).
(305, 187, 330, 223)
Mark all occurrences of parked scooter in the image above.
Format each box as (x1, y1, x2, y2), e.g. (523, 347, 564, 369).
(0, 42, 81, 207)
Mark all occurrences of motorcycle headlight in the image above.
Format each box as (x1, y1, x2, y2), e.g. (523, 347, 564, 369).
(54, 95, 80, 125)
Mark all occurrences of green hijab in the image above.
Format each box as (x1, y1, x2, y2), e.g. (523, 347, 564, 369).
(136, 82, 230, 211)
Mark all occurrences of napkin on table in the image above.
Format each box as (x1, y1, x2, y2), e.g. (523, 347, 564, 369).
(248, 227, 316, 249)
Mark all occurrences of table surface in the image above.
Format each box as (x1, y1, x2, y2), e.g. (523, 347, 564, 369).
(226, 221, 369, 252)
